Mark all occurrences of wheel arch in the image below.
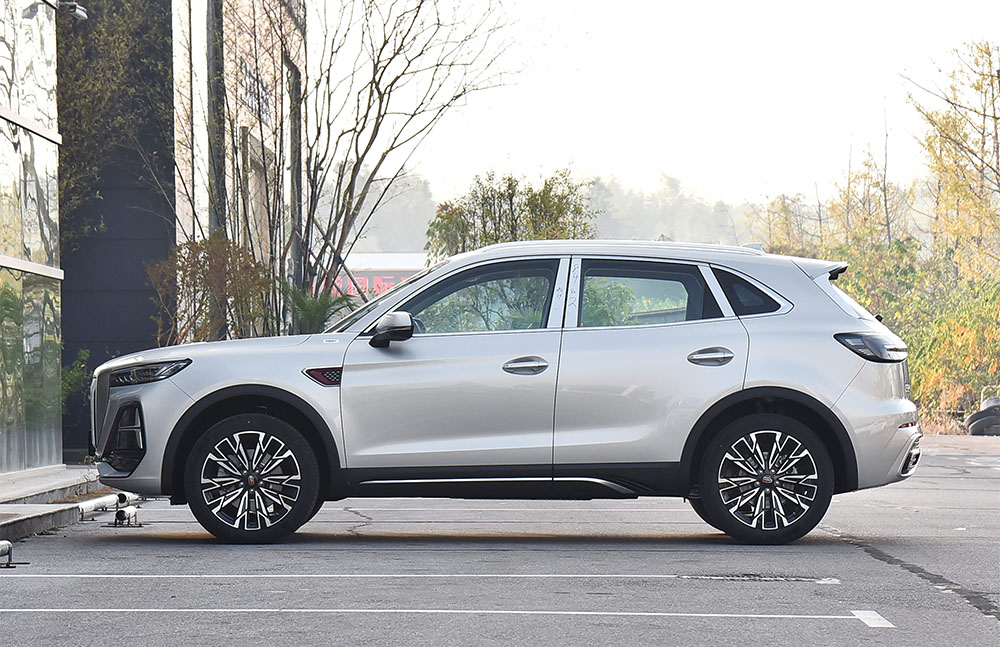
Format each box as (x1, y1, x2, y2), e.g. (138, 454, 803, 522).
(162, 385, 344, 504)
(679, 387, 858, 495)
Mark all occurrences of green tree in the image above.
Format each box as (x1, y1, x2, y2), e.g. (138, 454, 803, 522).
(426, 169, 597, 260)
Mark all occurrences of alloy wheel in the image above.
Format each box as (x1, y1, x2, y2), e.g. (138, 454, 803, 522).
(716, 430, 819, 531)
(200, 430, 302, 531)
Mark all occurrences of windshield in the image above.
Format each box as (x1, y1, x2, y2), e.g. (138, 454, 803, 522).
(324, 263, 443, 332)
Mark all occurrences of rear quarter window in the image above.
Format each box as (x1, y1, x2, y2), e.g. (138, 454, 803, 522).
(712, 268, 781, 316)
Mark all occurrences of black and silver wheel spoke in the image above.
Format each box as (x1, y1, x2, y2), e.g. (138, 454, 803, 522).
(200, 430, 302, 531)
(717, 430, 818, 531)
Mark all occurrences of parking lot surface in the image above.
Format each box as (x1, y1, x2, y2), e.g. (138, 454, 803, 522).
(1, 437, 997, 646)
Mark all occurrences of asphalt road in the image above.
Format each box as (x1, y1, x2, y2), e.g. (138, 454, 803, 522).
(1, 436, 997, 646)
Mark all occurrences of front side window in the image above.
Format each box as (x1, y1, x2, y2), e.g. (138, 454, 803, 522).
(579, 259, 722, 328)
(401, 260, 559, 334)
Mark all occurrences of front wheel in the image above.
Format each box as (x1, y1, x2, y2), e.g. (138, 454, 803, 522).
(698, 414, 834, 545)
(184, 413, 320, 543)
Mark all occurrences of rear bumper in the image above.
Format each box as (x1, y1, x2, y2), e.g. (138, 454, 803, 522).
(833, 360, 921, 489)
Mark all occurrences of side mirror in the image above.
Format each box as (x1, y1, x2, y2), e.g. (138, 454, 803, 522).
(369, 311, 414, 348)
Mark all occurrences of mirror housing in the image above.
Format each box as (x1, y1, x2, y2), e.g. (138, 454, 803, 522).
(369, 311, 414, 348)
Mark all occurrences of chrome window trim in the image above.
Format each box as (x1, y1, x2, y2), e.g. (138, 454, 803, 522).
(357, 476, 634, 495)
(406, 328, 562, 340)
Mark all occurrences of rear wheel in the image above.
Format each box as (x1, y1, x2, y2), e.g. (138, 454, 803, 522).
(184, 413, 320, 543)
(698, 414, 834, 545)
(686, 497, 716, 527)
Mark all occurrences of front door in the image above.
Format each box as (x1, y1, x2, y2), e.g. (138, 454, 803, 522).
(341, 258, 568, 475)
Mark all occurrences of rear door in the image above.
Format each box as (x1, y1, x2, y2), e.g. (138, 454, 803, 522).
(553, 256, 749, 474)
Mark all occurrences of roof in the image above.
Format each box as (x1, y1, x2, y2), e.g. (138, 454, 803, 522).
(445, 239, 774, 266)
(478, 239, 765, 256)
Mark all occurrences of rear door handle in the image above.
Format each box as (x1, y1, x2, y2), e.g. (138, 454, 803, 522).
(502, 356, 549, 375)
(687, 347, 735, 366)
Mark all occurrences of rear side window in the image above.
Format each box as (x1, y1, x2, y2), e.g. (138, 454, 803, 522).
(579, 259, 723, 327)
(712, 268, 781, 316)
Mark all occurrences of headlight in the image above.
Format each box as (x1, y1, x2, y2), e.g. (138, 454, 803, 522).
(109, 360, 191, 387)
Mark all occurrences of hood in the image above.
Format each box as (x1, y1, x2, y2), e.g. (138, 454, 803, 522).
(94, 335, 316, 374)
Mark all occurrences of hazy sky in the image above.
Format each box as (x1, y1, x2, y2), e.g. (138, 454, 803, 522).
(408, 0, 998, 206)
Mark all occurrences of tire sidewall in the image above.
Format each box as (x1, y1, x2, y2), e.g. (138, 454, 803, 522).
(969, 411, 1000, 436)
(698, 414, 834, 545)
(184, 413, 320, 543)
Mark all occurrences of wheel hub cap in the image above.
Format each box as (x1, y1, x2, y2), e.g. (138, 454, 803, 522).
(717, 430, 819, 531)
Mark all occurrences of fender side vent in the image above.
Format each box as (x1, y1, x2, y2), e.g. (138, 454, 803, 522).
(305, 367, 342, 386)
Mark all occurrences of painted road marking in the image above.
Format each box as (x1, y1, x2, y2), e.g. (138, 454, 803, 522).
(0, 607, 891, 626)
(0, 573, 840, 584)
(851, 610, 895, 627)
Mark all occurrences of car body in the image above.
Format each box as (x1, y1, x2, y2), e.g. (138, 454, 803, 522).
(91, 240, 922, 543)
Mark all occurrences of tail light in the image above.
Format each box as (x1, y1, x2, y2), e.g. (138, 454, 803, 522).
(835, 332, 907, 363)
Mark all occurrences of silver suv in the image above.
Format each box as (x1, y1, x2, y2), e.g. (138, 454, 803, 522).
(91, 241, 921, 544)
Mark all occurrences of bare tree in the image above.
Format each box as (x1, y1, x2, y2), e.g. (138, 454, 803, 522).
(300, 0, 506, 298)
(148, 0, 505, 340)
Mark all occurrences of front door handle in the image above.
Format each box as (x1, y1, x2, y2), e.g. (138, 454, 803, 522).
(502, 356, 549, 375)
(687, 347, 735, 366)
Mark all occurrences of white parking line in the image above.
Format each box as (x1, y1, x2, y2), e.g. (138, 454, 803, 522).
(0, 607, 891, 626)
(851, 610, 895, 627)
(0, 573, 840, 584)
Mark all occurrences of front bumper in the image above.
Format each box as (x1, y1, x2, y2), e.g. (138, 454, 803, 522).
(92, 373, 193, 495)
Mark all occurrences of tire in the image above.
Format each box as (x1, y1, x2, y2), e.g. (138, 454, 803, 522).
(686, 497, 717, 528)
(184, 413, 320, 543)
(698, 414, 834, 545)
(307, 498, 325, 523)
(965, 407, 998, 431)
(969, 413, 1000, 436)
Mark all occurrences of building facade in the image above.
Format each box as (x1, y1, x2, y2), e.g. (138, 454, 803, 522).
(60, 0, 307, 455)
(0, 0, 63, 473)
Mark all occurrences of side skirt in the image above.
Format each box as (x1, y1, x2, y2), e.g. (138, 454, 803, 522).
(343, 463, 681, 500)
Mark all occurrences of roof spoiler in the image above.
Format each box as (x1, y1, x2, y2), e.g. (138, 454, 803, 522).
(792, 257, 848, 280)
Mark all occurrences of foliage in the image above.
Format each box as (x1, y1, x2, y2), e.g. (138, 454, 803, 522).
(56, 0, 173, 253)
(910, 41, 1000, 278)
(286, 287, 355, 335)
(61, 348, 90, 408)
(580, 278, 636, 328)
(426, 169, 597, 260)
(748, 41, 1000, 413)
(147, 234, 276, 345)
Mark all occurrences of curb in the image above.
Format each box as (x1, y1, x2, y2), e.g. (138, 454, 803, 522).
(1, 474, 103, 506)
(0, 503, 82, 542)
